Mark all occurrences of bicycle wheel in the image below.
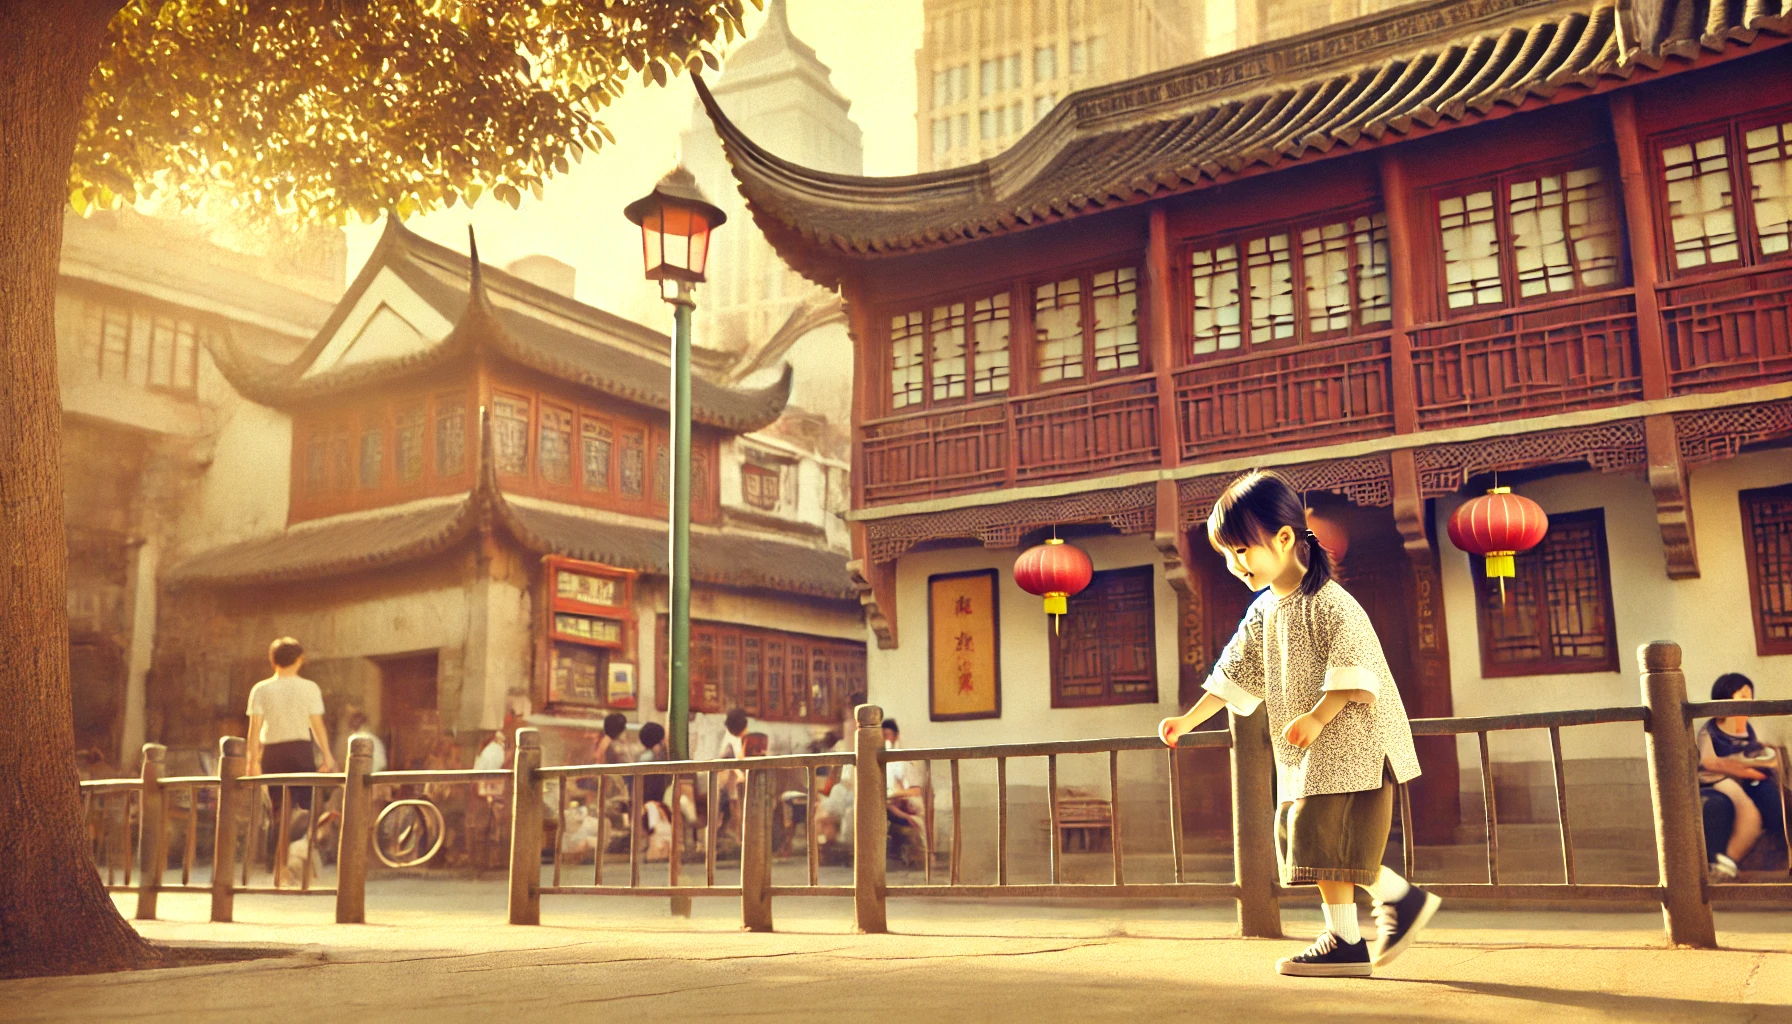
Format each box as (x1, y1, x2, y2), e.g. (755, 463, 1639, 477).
(374, 799, 445, 868)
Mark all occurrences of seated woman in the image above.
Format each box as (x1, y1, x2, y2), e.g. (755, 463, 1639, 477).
(1700, 673, 1785, 880)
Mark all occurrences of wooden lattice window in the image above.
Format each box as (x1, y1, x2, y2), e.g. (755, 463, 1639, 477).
(493, 393, 532, 476)
(619, 428, 646, 498)
(1742, 483, 1792, 656)
(1473, 508, 1618, 677)
(1050, 565, 1159, 708)
(742, 463, 781, 510)
(435, 393, 467, 477)
(394, 402, 426, 485)
(1437, 158, 1622, 313)
(1184, 210, 1389, 359)
(659, 618, 865, 723)
(887, 290, 1011, 412)
(147, 316, 200, 394)
(538, 405, 574, 486)
(580, 416, 612, 492)
(1033, 266, 1139, 387)
(358, 416, 383, 490)
(1655, 104, 1792, 276)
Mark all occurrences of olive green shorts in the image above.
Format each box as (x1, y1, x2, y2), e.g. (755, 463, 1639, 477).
(1276, 777, 1394, 886)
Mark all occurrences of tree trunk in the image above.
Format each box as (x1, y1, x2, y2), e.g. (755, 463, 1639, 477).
(0, 0, 153, 978)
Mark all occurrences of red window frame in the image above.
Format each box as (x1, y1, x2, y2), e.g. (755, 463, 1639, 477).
(883, 285, 1016, 415)
(1471, 508, 1620, 677)
(1027, 261, 1146, 391)
(1048, 564, 1160, 709)
(541, 556, 637, 710)
(1651, 102, 1792, 279)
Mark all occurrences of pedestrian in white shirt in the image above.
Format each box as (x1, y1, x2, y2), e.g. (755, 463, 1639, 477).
(246, 637, 335, 812)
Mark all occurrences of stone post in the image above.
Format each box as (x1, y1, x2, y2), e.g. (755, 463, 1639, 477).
(336, 735, 374, 924)
(508, 728, 543, 926)
(1639, 641, 1718, 948)
(134, 743, 167, 920)
(853, 704, 888, 934)
(741, 767, 774, 932)
(210, 736, 245, 923)
(1229, 709, 1283, 938)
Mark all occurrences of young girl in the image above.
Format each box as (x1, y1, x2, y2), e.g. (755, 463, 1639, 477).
(1160, 471, 1439, 977)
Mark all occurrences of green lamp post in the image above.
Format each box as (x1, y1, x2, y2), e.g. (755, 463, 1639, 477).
(625, 166, 726, 761)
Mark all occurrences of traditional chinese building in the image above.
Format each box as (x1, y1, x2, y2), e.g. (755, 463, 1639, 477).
(153, 216, 865, 769)
(703, 0, 1792, 855)
(55, 208, 340, 774)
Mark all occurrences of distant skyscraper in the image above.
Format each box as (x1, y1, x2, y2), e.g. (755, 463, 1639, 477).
(681, 0, 863, 357)
(916, 0, 1196, 172)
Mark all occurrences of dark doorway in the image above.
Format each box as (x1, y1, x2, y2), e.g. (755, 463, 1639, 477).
(378, 652, 440, 771)
(70, 639, 125, 767)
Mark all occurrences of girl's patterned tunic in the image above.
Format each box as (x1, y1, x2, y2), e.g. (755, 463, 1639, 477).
(1202, 579, 1421, 799)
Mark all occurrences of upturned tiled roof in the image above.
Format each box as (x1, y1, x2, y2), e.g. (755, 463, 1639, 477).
(700, 0, 1792, 287)
(165, 498, 476, 588)
(208, 217, 792, 433)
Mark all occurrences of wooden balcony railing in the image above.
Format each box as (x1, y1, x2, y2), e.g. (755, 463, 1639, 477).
(1411, 292, 1643, 429)
(1012, 375, 1160, 484)
(1661, 264, 1792, 394)
(861, 401, 1008, 503)
(853, 278, 1790, 509)
(1173, 335, 1394, 460)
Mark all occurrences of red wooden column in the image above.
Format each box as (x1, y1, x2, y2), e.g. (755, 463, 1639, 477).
(1610, 91, 1672, 401)
(1147, 206, 1181, 468)
(1377, 151, 1421, 435)
(844, 281, 899, 648)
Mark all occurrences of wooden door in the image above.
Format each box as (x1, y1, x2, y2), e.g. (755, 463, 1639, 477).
(378, 653, 439, 771)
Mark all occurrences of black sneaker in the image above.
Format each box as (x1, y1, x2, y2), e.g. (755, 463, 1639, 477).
(1372, 885, 1442, 967)
(1276, 930, 1372, 977)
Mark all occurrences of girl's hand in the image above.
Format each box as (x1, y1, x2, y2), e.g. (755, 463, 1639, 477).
(1159, 714, 1191, 748)
(1282, 713, 1324, 750)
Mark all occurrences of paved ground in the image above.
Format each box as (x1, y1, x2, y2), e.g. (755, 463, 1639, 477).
(5, 880, 1791, 1023)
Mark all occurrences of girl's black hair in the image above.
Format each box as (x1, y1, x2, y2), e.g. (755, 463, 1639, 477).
(1712, 672, 1754, 701)
(1206, 470, 1333, 598)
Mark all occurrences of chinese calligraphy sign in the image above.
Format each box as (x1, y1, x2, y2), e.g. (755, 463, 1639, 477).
(929, 569, 1001, 721)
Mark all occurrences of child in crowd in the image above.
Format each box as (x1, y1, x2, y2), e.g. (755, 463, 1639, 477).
(1159, 471, 1439, 977)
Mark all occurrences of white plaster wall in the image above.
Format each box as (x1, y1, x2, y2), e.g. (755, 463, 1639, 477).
(869, 534, 1184, 791)
(1437, 448, 1792, 779)
(228, 585, 470, 662)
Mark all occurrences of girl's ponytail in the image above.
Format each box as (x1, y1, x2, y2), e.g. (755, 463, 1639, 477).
(1298, 527, 1333, 597)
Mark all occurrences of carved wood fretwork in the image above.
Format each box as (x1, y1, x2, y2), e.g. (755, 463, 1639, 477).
(1412, 420, 1649, 497)
(863, 483, 1157, 565)
(1178, 453, 1394, 525)
(848, 522, 897, 649)
(1673, 399, 1792, 466)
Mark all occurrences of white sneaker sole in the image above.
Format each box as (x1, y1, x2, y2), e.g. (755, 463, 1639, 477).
(1373, 891, 1442, 967)
(1276, 959, 1373, 978)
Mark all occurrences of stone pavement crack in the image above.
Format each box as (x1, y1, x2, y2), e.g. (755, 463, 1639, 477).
(556, 979, 756, 1006)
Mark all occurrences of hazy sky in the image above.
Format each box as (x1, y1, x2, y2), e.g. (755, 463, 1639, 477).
(345, 0, 924, 330)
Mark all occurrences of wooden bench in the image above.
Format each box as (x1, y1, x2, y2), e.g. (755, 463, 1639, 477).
(1054, 792, 1112, 853)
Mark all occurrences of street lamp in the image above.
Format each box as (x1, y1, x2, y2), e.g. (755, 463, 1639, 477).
(626, 166, 725, 762)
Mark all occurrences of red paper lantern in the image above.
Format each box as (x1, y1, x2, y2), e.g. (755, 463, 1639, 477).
(1447, 486, 1549, 583)
(1305, 509, 1349, 564)
(1014, 538, 1093, 628)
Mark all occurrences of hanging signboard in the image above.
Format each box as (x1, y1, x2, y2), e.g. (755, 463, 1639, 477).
(541, 556, 636, 709)
(928, 569, 1001, 721)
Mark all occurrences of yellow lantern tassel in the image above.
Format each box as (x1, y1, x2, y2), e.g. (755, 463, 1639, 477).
(1485, 551, 1515, 607)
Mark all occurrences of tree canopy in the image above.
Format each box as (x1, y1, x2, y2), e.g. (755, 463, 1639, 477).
(73, 0, 753, 223)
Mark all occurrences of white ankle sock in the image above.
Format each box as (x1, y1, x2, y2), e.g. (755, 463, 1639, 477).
(1366, 866, 1411, 903)
(1323, 902, 1361, 944)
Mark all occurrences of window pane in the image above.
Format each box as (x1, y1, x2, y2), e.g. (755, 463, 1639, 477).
(1662, 135, 1739, 269)
(981, 59, 996, 97)
(359, 421, 383, 489)
(1542, 516, 1611, 663)
(306, 430, 328, 494)
(890, 311, 926, 409)
(1070, 39, 1086, 74)
(150, 317, 175, 388)
(933, 118, 950, 155)
(1033, 278, 1084, 384)
(1355, 214, 1392, 325)
(1053, 565, 1157, 706)
(933, 70, 950, 108)
(1439, 190, 1503, 308)
(971, 292, 1011, 396)
(394, 402, 426, 484)
(620, 429, 646, 498)
(332, 427, 353, 493)
(1034, 45, 1056, 81)
(494, 395, 531, 475)
(581, 417, 612, 492)
(539, 405, 573, 485)
(1746, 122, 1792, 256)
(435, 395, 467, 476)
(1034, 95, 1053, 122)
(1509, 167, 1621, 298)
(980, 109, 995, 140)
(100, 307, 129, 381)
(1189, 244, 1242, 356)
(1246, 234, 1295, 342)
(1091, 267, 1140, 372)
(174, 322, 198, 391)
(929, 302, 967, 401)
